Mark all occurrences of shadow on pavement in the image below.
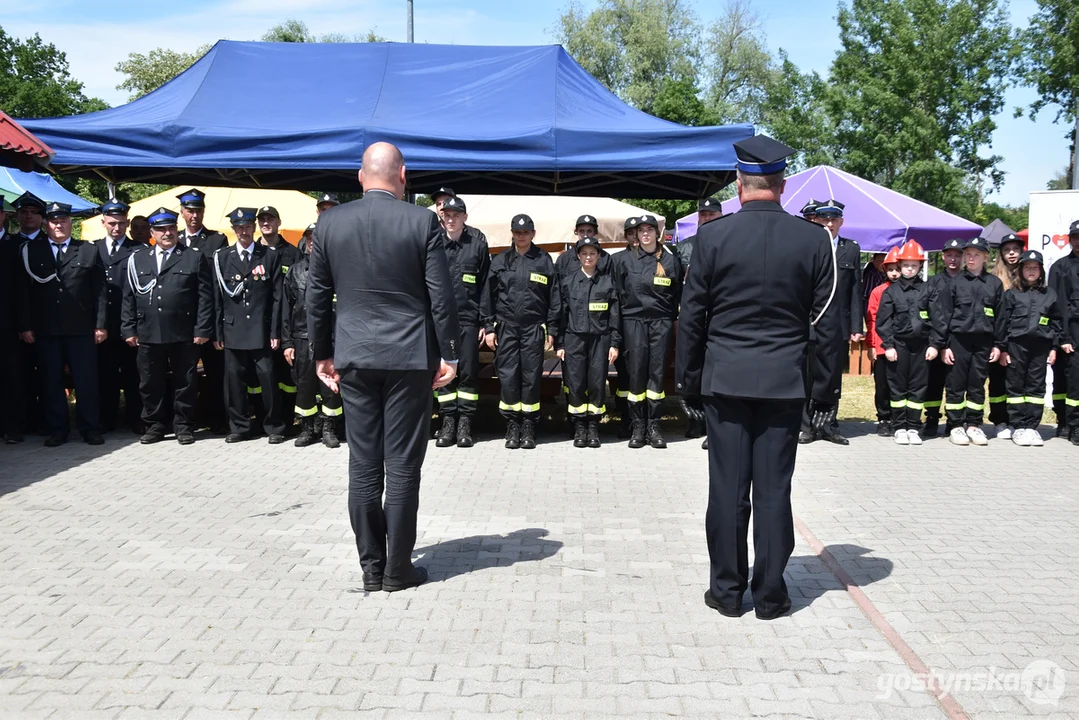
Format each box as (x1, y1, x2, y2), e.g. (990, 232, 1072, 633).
(785, 543, 894, 615)
(412, 527, 563, 583)
(0, 431, 142, 498)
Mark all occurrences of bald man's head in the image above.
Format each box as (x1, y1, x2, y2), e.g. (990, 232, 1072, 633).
(358, 142, 407, 198)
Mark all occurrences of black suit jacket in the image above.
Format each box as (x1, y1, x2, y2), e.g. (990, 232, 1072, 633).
(212, 242, 282, 351)
(835, 237, 864, 335)
(675, 200, 840, 402)
(96, 237, 145, 335)
(178, 226, 228, 256)
(17, 237, 107, 337)
(0, 231, 19, 332)
(307, 189, 459, 371)
(121, 244, 214, 344)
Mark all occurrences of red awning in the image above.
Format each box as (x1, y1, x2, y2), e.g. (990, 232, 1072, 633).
(0, 110, 54, 171)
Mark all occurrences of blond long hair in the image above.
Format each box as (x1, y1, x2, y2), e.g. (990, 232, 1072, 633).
(992, 242, 1022, 291)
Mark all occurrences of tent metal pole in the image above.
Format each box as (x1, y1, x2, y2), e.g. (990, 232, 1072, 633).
(407, 0, 414, 43)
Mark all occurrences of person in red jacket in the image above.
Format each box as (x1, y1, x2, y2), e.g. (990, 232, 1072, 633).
(866, 248, 901, 436)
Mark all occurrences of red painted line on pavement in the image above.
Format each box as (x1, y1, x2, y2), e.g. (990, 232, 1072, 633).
(793, 515, 970, 720)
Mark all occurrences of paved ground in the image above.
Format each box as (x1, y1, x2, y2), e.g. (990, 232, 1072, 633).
(0, 416, 1076, 719)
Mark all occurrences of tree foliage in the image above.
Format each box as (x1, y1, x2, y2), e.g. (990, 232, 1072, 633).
(115, 46, 211, 101)
(262, 19, 386, 44)
(0, 26, 107, 118)
(1016, 0, 1079, 124)
(700, 0, 773, 125)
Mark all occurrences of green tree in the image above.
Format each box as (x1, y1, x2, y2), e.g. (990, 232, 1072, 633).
(0, 26, 107, 118)
(263, 20, 387, 44)
(1047, 167, 1071, 190)
(115, 45, 211, 101)
(759, 52, 835, 171)
(1016, 0, 1079, 125)
(700, 0, 773, 125)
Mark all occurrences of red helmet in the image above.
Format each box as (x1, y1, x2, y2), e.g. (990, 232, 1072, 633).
(896, 240, 926, 262)
(883, 247, 901, 265)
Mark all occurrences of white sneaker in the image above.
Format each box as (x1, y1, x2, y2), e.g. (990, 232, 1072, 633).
(949, 427, 970, 446)
(1028, 429, 1044, 447)
(894, 429, 909, 445)
(996, 424, 1012, 440)
(966, 426, 989, 445)
(1012, 428, 1031, 447)
(906, 429, 923, 445)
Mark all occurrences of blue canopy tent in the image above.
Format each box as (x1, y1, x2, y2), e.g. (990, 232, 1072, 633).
(20, 42, 753, 198)
(0, 167, 97, 213)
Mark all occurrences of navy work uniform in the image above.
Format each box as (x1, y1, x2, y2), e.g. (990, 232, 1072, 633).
(95, 199, 144, 433)
(16, 202, 108, 446)
(1047, 221, 1079, 441)
(923, 237, 964, 433)
(121, 208, 214, 443)
(481, 214, 561, 449)
(986, 234, 1024, 431)
(612, 216, 640, 437)
(213, 207, 285, 442)
(9, 191, 49, 437)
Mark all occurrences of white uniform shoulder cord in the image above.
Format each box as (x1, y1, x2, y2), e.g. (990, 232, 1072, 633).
(21, 242, 58, 284)
(810, 227, 839, 327)
(214, 248, 245, 298)
(127, 252, 156, 295)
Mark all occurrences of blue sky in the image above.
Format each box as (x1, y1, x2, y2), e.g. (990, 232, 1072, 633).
(2, 0, 1066, 206)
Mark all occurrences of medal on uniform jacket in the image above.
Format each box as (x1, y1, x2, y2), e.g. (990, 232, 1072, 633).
(253, 264, 266, 280)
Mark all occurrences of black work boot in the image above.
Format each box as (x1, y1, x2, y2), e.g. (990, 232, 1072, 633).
(877, 420, 892, 438)
(436, 415, 456, 447)
(456, 416, 474, 448)
(920, 417, 938, 440)
(1071, 428, 1079, 446)
(628, 420, 646, 449)
(294, 417, 319, 447)
(573, 419, 587, 448)
(505, 420, 521, 449)
(521, 419, 537, 449)
(617, 398, 632, 439)
(646, 420, 667, 449)
(586, 419, 601, 448)
(1057, 423, 1070, 439)
(321, 417, 340, 449)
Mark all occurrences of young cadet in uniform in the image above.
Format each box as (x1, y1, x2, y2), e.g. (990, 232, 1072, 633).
(430, 186, 456, 223)
(937, 236, 1004, 446)
(434, 196, 489, 448)
(482, 214, 561, 450)
(121, 208, 214, 445)
(922, 237, 965, 437)
(876, 241, 932, 445)
(257, 205, 303, 432)
(282, 223, 342, 448)
(16, 202, 108, 447)
(613, 216, 641, 438)
(675, 198, 723, 275)
(988, 233, 1023, 438)
(614, 214, 682, 449)
(95, 199, 144, 434)
(175, 188, 230, 434)
(315, 193, 340, 215)
(212, 207, 286, 444)
(866, 247, 901, 436)
(996, 250, 1067, 447)
(555, 214, 608, 278)
(556, 236, 621, 448)
(1047, 220, 1079, 441)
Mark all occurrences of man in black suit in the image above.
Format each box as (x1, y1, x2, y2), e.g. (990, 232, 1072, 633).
(121, 208, 214, 445)
(16, 202, 109, 446)
(0, 198, 26, 443)
(94, 199, 145, 434)
(676, 136, 840, 620)
(308, 142, 460, 593)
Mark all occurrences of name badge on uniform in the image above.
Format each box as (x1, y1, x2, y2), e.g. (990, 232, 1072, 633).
(919, 310, 929, 319)
(1039, 316, 1050, 326)
(653, 276, 672, 287)
(462, 273, 477, 284)
(589, 302, 608, 312)
(983, 307, 994, 317)
(529, 272, 548, 285)
(281, 265, 290, 274)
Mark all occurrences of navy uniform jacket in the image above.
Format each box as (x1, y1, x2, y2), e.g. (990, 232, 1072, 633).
(834, 237, 864, 336)
(443, 229, 491, 328)
(675, 200, 839, 402)
(926, 271, 959, 350)
(877, 276, 932, 348)
(265, 239, 302, 277)
(995, 286, 1064, 347)
(1048, 252, 1079, 343)
(17, 236, 107, 337)
(557, 268, 622, 348)
(0, 230, 19, 332)
(934, 269, 1004, 340)
(555, 244, 610, 278)
(212, 242, 282, 350)
(121, 244, 214, 344)
(95, 237, 145, 336)
(178, 226, 228, 256)
(481, 244, 562, 336)
(613, 245, 683, 320)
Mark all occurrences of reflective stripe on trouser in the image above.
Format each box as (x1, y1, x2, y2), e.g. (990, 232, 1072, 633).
(1005, 340, 1050, 430)
(987, 363, 1008, 426)
(623, 317, 673, 422)
(885, 341, 929, 430)
(224, 347, 283, 436)
(292, 338, 342, 420)
(1067, 320, 1079, 427)
(274, 348, 296, 425)
(495, 323, 545, 420)
(563, 331, 612, 418)
(923, 357, 948, 419)
(438, 324, 480, 418)
(944, 333, 993, 426)
(872, 357, 891, 423)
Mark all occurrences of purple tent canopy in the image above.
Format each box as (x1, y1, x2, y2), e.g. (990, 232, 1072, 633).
(674, 165, 983, 252)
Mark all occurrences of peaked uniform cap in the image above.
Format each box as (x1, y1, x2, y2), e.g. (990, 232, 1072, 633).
(964, 236, 990, 252)
(815, 199, 845, 217)
(227, 207, 257, 226)
(100, 198, 129, 216)
(998, 233, 1023, 247)
(257, 205, 280, 219)
(511, 214, 535, 231)
(733, 135, 795, 175)
(624, 216, 640, 231)
(637, 214, 660, 230)
(942, 238, 964, 251)
(575, 214, 598, 227)
(431, 186, 456, 201)
(442, 196, 467, 213)
(1020, 249, 1043, 264)
(13, 192, 46, 211)
(575, 236, 601, 252)
(148, 207, 179, 227)
(698, 197, 722, 212)
(177, 188, 206, 208)
(316, 193, 339, 206)
(44, 202, 72, 219)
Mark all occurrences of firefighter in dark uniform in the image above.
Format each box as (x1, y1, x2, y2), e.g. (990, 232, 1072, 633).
(430, 186, 457, 223)
(613, 216, 640, 437)
(176, 188, 229, 433)
(433, 196, 489, 448)
(282, 223, 342, 448)
(555, 214, 609, 277)
(212, 207, 285, 443)
(1049, 220, 1079, 443)
(482, 213, 561, 450)
(799, 199, 861, 445)
(121, 208, 214, 445)
(676, 135, 840, 620)
(16, 202, 109, 447)
(256, 205, 302, 432)
(613, 214, 682, 449)
(556, 235, 621, 448)
(94, 199, 144, 433)
(0, 198, 27, 443)
(11, 192, 49, 437)
(674, 197, 723, 273)
(315, 193, 340, 215)
(923, 237, 964, 437)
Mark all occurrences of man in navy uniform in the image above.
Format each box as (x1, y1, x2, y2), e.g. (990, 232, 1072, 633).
(13, 192, 47, 241)
(10, 192, 49, 437)
(16, 202, 109, 446)
(257, 205, 303, 432)
(676, 135, 839, 620)
(212, 207, 285, 444)
(121, 208, 214, 445)
(674, 197, 723, 274)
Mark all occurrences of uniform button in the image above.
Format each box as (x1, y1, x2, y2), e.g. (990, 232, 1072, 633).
(246, 315, 250, 319)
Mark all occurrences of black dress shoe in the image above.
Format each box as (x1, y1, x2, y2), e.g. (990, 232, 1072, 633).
(363, 573, 383, 592)
(820, 429, 849, 446)
(140, 432, 165, 445)
(267, 434, 285, 444)
(5, 433, 24, 444)
(797, 431, 817, 444)
(83, 433, 105, 446)
(225, 433, 248, 443)
(754, 598, 792, 620)
(383, 566, 428, 593)
(44, 435, 67, 447)
(701, 437, 708, 450)
(1056, 424, 1070, 439)
(176, 432, 196, 445)
(704, 590, 745, 618)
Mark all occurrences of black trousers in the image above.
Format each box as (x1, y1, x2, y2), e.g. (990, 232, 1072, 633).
(885, 341, 928, 430)
(945, 333, 993, 426)
(563, 332, 611, 418)
(623, 318, 672, 421)
(924, 357, 948, 421)
(224, 347, 283, 436)
(1053, 348, 1068, 424)
(198, 344, 226, 430)
(138, 342, 199, 435)
(987, 363, 1008, 426)
(436, 324, 480, 418)
(496, 324, 545, 421)
(1062, 320, 1079, 428)
(0, 331, 26, 436)
(273, 349, 297, 426)
(1005, 341, 1050, 430)
(341, 368, 431, 579)
(800, 338, 844, 432)
(613, 354, 629, 414)
(872, 356, 890, 423)
(98, 336, 142, 431)
(292, 338, 342, 419)
(36, 334, 99, 438)
(704, 395, 800, 616)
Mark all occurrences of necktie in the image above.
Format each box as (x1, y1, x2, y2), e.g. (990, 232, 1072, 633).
(53, 243, 65, 263)
(242, 249, 250, 265)
(157, 250, 167, 273)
